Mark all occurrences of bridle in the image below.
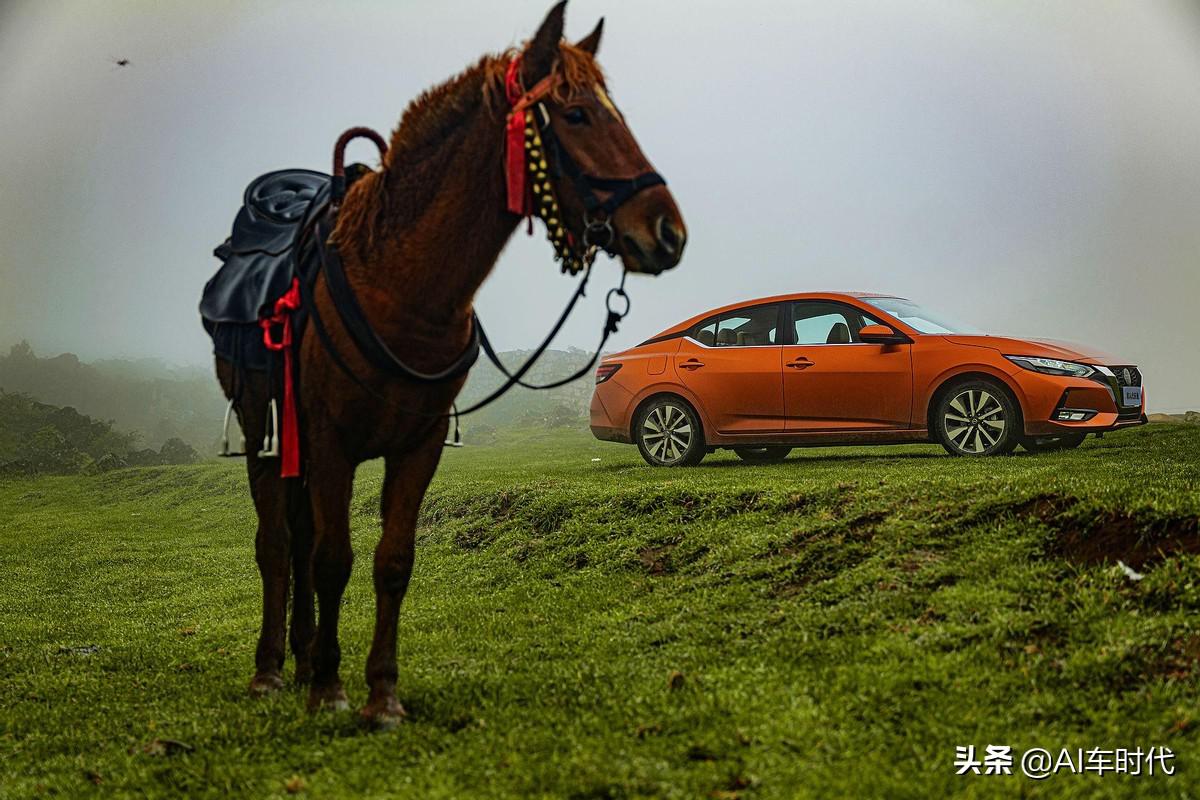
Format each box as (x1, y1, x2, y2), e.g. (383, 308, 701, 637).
(503, 55, 666, 274)
(299, 55, 669, 437)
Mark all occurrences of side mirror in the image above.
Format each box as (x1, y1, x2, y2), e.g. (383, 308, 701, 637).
(859, 324, 910, 344)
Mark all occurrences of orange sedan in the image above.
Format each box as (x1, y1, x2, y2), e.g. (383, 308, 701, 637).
(590, 293, 1146, 466)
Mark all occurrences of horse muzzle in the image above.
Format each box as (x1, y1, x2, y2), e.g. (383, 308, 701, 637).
(614, 187, 687, 275)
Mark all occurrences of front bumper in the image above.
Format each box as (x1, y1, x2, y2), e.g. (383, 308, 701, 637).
(1016, 365, 1147, 437)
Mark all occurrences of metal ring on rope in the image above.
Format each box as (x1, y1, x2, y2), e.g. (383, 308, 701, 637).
(583, 213, 615, 251)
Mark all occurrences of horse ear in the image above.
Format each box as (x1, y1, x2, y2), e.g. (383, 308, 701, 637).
(576, 17, 603, 56)
(525, 1, 567, 83)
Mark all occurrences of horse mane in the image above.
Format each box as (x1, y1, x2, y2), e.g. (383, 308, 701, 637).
(334, 44, 605, 251)
(386, 43, 606, 166)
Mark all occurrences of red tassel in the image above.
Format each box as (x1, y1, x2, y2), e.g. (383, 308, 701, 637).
(261, 278, 303, 478)
(503, 56, 560, 220)
(504, 58, 529, 216)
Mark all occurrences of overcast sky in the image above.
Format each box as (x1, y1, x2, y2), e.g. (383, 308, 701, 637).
(1, 0, 1198, 411)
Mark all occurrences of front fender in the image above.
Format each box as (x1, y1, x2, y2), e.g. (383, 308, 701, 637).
(918, 363, 1027, 430)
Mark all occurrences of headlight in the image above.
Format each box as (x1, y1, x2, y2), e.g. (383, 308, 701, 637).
(1005, 356, 1095, 378)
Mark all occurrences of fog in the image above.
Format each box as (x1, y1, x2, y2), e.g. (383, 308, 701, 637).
(1, 0, 1198, 411)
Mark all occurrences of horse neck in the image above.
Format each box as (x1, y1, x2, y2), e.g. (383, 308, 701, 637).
(340, 99, 518, 348)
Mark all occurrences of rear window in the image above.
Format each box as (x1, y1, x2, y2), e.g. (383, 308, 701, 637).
(694, 304, 779, 347)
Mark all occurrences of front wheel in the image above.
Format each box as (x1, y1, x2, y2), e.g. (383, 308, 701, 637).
(934, 380, 1021, 456)
(635, 398, 706, 467)
(734, 446, 792, 463)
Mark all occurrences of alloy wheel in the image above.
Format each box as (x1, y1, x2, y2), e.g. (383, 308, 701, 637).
(944, 388, 1007, 454)
(641, 402, 693, 464)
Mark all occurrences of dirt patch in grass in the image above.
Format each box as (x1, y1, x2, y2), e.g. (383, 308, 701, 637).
(1052, 511, 1200, 568)
(1000, 495, 1200, 568)
(1152, 635, 1200, 681)
(639, 539, 680, 576)
(635, 537, 711, 577)
(767, 513, 888, 595)
(950, 493, 1199, 570)
(454, 524, 497, 551)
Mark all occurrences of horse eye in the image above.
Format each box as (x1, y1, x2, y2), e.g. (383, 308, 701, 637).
(563, 108, 588, 125)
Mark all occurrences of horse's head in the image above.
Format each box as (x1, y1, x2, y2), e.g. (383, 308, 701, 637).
(512, 2, 686, 275)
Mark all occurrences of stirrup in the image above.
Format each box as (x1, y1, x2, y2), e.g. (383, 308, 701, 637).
(258, 399, 281, 458)
(443, 405, 464, 448)
(219, 399, 246, 457)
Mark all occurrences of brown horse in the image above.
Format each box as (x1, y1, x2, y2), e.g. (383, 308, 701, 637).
(216, 1, 686, 726)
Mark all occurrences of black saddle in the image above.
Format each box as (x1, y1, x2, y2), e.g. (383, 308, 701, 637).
(201, 169, 330, 325)
(200, 169, 332, 370)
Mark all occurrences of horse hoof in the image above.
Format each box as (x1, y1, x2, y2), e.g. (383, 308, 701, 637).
(307, 684, 349, 712)
(248, 672, 284, 697)
(361, 697, 407, 730)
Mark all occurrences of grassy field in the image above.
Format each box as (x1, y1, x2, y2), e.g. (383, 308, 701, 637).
(2, 423, 1199, 798)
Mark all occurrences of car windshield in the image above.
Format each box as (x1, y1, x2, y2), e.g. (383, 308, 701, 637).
(864, 297, 985, 335)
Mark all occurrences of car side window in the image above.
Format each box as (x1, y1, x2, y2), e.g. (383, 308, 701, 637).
(792, 302, 868, 345)
(693, 305, 779, 347)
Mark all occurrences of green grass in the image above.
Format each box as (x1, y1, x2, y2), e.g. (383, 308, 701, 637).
(1, 424, 1199, 799)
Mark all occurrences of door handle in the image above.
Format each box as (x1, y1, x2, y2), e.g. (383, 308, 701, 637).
(679, 358, 705, 370)
(786, 358, 814, 370)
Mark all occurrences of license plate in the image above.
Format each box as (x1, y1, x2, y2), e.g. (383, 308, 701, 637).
(1122, 386, 1142, 407)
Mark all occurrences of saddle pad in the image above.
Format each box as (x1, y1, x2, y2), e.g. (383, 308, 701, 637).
(200, 169, 330, 325)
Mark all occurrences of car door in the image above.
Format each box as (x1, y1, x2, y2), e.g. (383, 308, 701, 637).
(672, 303, 786, 434)
(782, 300, 912, 430)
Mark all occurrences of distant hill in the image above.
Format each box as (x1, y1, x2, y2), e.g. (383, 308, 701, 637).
(0, 341, 225, 452)
(0, 340, 602, 453)
(454, 347, 597, 442)
(1148, 412, 1200, 424)
(0, 390, 198, 476)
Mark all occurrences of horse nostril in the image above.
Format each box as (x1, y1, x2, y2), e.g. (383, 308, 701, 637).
(655, 215, 684, 255)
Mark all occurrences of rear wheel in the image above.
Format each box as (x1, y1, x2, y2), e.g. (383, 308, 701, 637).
(635, 397, 706, 467)
(934, 380, 1020, 456)
(734, 446, 792, 463)
(1022, 433, 1086, 452)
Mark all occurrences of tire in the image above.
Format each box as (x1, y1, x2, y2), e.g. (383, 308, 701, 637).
(1022, 433, 1086, 453)
(934, 379, 1021, 457)
(734, 446, 792, 463)
(635, 397, 706, 467)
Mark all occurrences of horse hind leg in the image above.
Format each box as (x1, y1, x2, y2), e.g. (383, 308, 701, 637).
(305, 448, 356, 712)
(217, 359, 290, 697)
(287, 482, 316, 685)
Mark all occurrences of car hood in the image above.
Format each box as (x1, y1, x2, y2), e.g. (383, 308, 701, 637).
(941, 335, 1122, 364)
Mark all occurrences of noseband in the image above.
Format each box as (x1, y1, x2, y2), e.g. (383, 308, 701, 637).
(504, 57, 666, 274)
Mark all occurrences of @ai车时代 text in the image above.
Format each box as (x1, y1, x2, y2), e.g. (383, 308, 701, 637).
(954, 745, 1176, 779)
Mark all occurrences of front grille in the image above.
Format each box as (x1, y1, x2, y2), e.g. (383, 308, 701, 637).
(1110, 366, 1142, 388)
(1096, 364, 1143, 413)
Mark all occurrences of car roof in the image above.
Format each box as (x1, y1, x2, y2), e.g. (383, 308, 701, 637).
(646, 292, 910, 340)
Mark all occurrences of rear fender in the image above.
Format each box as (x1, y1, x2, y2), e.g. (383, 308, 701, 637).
(628, 383, 713, 444)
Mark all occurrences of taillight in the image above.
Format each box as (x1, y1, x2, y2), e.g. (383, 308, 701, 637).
(595, 363, 622, 384)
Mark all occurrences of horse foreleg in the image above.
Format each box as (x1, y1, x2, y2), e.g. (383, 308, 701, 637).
(287, 482, 316, 684)
(361, 431, 446, 728)
(306, 450, 356, 711)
